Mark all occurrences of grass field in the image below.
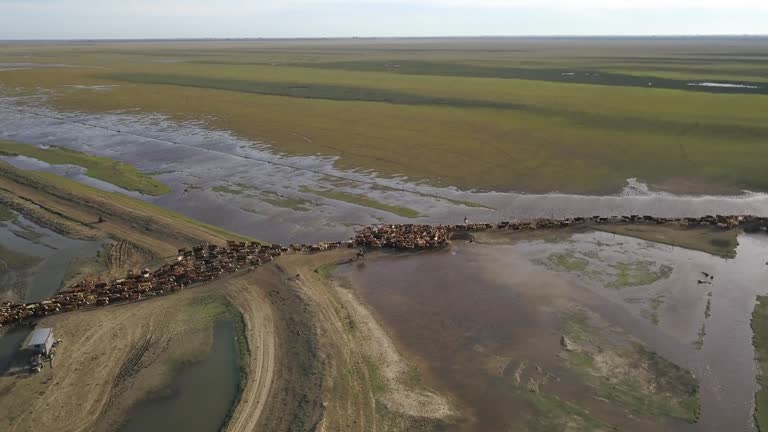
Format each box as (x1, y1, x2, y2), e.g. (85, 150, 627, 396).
(299, 187, 422, 218)
(0, 140, 170, 196)
(1, 38, 767, 194)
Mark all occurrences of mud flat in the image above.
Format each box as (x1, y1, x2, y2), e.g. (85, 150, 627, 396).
(337, 227, 768, 431)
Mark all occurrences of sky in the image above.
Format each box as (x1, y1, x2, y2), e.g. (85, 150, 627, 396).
(0, 0, 766, 39)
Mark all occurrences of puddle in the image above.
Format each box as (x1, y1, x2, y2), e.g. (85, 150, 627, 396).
(688, 82, 761, 89)
(338, 231, 768, 431)
(116, 319, 241, 432)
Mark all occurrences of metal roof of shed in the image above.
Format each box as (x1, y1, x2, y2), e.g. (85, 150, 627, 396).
(28, 328, 53, 347)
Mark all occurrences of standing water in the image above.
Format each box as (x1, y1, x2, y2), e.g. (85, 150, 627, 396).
(339, 231, 768, 432)
(117, 320, 241, 432)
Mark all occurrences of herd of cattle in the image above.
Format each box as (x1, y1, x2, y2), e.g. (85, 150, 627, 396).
(2, 214, 767, 328)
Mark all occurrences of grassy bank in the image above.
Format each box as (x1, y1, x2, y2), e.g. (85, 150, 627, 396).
(301, 187, 422, 218)
(0, 140, 170, 196)
(752, 296, 768, 431)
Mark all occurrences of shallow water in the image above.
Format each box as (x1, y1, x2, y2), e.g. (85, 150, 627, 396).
(117, 319, 240, 432)
(0, 96, 767, 244)
(0, 215, 106, 302)
(339, 231, 768, 432)
(0, 214, 104, 378)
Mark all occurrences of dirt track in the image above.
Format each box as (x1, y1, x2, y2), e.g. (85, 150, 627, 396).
(223, 274, 277, 432)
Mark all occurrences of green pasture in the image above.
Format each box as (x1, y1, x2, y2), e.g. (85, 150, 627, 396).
(0, 140, 170, 196)
(1, 38, 767, 194)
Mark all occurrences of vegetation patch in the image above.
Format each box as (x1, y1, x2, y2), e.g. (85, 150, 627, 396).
(0, 243, 42, 273)
(534, 252, 589, 273)
(608, 261, 674, 289)
(752, 296, 768, 432)
(0, 204, 15, 222)
(212, 184, 246, 195)
(3, 43, 768, 194)
(104, 72, 528, 110)
(260, 191, 314, 212)
(526, 392, 610, 432)
(296, 60, 768, 95)
(561, 311, 700, 422)
(641, 294, 666, 325)
(551, 253, 589, 272)
(596, 224, 739, 259)
(300, 187, 422, 218)
(0, 140, 170, 196)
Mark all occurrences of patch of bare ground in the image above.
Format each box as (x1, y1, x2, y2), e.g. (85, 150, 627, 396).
(277, 251, 456, 432)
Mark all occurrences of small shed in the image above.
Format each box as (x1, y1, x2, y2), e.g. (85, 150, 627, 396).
(28, 328, 55, 356)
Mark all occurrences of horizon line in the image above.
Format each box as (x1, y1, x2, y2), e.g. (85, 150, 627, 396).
(1, 34, 768, 43)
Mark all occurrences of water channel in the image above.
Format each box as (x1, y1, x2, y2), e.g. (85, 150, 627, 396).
(116, 320, 241, 432)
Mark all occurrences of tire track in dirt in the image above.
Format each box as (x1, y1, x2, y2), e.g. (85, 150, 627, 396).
(222, 276, 276, 432)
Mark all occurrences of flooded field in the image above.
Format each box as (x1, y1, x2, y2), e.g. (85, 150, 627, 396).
(1, 96, 767, 244)
(338, 230, 768, 431)
(0, 212, 106, 303)
(0, 210, 105, 378)
(116, 320, 241, 432)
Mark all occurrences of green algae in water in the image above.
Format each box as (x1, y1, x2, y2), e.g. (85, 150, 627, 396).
(608, 261, 674, 289)
(534, 252, 589, 272)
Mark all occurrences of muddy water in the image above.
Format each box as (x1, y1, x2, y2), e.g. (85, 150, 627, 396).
(339, 231, 768, 432)
(0, 215, 104, 373)
(0, 215, 106, 302)
(117, 320, 241, 432)
(1, 97, 767, 244)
